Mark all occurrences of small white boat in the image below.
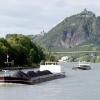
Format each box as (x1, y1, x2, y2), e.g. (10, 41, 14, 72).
(72, 61, 91, 70)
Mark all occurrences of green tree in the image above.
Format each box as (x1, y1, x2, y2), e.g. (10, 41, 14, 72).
(0, 34, 47, 68)
(11, 44, 28, 66)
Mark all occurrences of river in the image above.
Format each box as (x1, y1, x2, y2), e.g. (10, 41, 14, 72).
(0, 63, 100, 100)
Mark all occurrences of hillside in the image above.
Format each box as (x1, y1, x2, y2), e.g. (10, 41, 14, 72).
(33, 9, 100, 50)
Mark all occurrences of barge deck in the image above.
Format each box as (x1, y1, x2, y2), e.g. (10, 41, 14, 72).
(0, 73, 65, 85)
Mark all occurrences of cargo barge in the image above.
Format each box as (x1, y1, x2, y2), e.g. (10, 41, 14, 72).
(0, 62, 65, 85)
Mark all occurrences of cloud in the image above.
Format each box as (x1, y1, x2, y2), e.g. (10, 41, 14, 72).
(0, 0, 100, 37)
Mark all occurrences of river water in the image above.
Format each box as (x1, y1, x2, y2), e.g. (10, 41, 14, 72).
(0, 63, 100, 100)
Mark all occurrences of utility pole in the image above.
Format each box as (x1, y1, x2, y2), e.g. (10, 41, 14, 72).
(5, 54, 9, 67)
(7, 54, 9, 64)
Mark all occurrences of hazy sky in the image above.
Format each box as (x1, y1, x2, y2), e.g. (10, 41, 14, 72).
(0, 0, 100, 37)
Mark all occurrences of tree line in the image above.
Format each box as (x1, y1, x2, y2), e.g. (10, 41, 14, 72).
(0, 34, 49, 68)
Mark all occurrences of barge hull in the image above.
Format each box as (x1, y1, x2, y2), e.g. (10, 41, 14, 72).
(0, 73, 65, 85)
(30, 73, 65, 85)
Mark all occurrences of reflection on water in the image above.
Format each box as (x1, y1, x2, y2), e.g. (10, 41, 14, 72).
(0, 63, 100, 100)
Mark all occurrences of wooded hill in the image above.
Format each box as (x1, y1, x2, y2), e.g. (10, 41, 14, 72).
(33, 9, 100, 52)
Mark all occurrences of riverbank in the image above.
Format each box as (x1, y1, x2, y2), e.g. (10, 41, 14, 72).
(0, 66, 39, 71)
